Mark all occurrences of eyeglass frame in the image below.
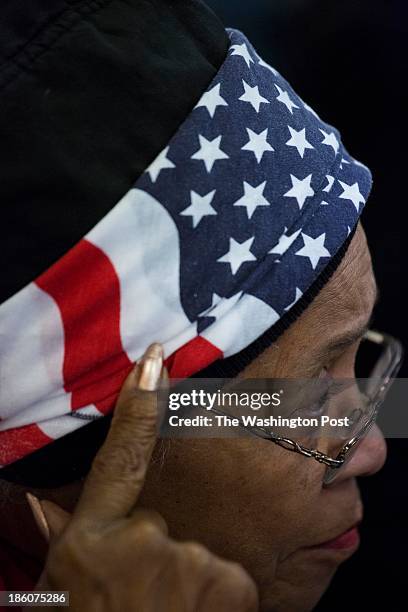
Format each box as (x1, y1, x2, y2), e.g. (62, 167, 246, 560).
(207, 330, 403, 480)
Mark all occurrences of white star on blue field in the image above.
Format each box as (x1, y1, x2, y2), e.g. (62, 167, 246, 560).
(139, 29, 372, 323)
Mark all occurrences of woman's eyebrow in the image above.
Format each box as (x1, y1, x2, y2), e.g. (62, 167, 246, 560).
(325, 320, 372, 355)
(318, 285, 380, 360)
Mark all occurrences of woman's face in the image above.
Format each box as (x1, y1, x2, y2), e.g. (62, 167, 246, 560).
(138, 223, 385, 611)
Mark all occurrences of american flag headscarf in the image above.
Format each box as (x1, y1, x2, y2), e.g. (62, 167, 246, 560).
(0, 29, 372, 467)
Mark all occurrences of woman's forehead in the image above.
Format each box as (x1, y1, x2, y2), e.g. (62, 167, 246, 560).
(306, 225, 377, 349)
(322, 224, 375, 310)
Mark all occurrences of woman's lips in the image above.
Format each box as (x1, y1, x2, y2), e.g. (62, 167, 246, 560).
(318, 525, 360, 551)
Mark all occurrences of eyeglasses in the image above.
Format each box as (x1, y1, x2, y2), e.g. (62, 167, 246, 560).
(211, 330, 403, 485)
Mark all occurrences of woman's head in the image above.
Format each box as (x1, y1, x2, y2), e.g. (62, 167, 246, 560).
(0, 222, 387, 612)
(0, 28, 373, 472)
(134, 222, 385, 611)
(0, 18, 389, 611)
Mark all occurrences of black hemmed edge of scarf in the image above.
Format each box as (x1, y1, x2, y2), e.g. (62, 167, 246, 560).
(0, 224, 357, 489)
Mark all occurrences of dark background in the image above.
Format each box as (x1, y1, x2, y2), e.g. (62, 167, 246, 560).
(206, 1, 408, 609)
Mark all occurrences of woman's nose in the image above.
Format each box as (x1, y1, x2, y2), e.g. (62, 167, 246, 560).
(330, 424, 387, 484)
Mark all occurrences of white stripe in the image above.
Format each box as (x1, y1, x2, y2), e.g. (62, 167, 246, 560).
(202, 293, 279, 357)
(0, 283, 71, 427)
(87, 188, 195, 361)
(38, 405, 103, 439)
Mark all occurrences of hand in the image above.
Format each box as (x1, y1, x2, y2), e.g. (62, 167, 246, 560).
(29, 343, 259, 612)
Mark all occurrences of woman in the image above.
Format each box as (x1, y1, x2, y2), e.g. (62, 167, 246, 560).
(0, 1, 402, 610)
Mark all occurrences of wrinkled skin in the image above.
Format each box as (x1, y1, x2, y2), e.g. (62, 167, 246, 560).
(0, 222, 386, 611)
(25, 360, 259, 612)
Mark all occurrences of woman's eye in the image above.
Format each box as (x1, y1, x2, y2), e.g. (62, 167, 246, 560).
(306, 367, 336, 415)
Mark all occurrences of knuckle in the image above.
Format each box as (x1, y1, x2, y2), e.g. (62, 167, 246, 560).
(128, 391, 159, 414)
(92, 441, 146, 480)
(135, 520, 162, 540)
(180, 541, 211, 565)
(133, 509, 168, 536)
(116, 394, 158, 428)
(224, 561, 250, 581)
(219, 562, 258, 598)
(207, 561, 258, 609)
(132, 520, 166, 550)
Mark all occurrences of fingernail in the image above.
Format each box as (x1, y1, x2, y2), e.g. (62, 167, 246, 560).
(26, 492, 50, 542)
(136, 343, 164, 391)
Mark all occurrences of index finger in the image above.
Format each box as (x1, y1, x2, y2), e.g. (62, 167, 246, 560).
(71, 343, 167, 526)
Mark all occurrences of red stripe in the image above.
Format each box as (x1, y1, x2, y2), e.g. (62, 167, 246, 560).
(165, 336, 223, 378)
(35, 238, 223, 414)
(0, 336, 222, 465)
(36, 239, 132, 414)
(0, 424, 52, 466)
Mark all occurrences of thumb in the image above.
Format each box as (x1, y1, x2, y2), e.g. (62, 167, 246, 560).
(40, 499, 71, 540)
(26, 496, 71, 595)
(26, 493, 71, 542)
